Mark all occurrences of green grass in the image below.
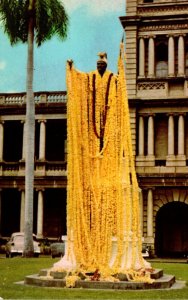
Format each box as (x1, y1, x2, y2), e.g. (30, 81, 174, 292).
(0, 256, 188, 299)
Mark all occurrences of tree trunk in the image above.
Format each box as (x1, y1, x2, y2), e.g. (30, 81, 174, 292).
(23, 2, 35, 257)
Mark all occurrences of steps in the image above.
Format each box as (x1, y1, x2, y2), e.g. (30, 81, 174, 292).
(24, 268, 176, 290)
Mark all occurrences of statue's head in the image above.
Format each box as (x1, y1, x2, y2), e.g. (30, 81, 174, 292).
(97, 52, 107, 76)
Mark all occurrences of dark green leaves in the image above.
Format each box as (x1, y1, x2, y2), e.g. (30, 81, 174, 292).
(0, 0, 69, 46)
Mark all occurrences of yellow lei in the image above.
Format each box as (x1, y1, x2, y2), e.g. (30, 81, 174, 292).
(66, 44, 149, 280)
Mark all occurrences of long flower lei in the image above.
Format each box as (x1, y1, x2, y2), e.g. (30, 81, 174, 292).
(62, 43, 152, 283)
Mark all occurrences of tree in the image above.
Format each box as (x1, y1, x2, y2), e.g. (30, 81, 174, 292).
(0, 0, 69, 257)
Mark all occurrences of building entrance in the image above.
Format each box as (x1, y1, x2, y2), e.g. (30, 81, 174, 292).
(155, 201, 188, 257)
(43, 189, 66, 238)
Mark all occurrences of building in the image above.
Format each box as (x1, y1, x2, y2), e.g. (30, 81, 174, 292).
(0, 92, 67, 239)
(1, 0, 188, 257)
(120, 0, 188, 256)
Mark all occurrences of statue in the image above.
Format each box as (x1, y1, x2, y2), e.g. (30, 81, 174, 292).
(53, 44, 152, 283)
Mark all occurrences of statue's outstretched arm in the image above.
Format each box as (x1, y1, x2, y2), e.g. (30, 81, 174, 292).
(67, 59, 74, 70)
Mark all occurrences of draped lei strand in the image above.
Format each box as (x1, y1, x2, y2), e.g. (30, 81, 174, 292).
(64, 48, 153, 283)
(92, 72, 113, 141)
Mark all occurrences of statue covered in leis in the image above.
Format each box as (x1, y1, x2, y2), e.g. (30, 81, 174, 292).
(52, 44, 152, 283)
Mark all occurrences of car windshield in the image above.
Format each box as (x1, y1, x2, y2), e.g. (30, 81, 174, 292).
(14, 236, 24, 243)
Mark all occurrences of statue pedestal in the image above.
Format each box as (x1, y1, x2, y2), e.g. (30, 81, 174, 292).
(53, 235, 151, 272)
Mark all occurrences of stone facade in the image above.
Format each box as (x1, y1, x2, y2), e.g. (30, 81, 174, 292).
(120, 0, 188, 256)
(1, 1, 188, 257)
(0, 92, 67, 239)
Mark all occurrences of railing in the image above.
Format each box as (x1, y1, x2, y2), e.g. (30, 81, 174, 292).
(0, 91, 67, 105)
(2, 162, 19, 172)
(0, 160, 67, 176)
(155, 159, 166, 167)
(46, 161, 67, 172)
(45, 161, 67, 176)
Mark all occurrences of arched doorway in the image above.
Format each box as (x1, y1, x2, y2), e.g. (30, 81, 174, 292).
(155, 202, 188, 257)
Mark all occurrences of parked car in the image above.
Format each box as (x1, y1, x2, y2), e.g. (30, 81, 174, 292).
(5, 232, 41, 258)
(142, 245, 151, 258)
(50, 242, 65, 258)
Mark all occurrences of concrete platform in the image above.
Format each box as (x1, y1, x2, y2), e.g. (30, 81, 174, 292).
(24, 268, 176, 290)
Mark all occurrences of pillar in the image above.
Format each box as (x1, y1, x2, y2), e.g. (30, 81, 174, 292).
(21, 121, 26, 160)
(20, 190, 25, 232)
(147, 189, 153, 237)
(168, 35, 175, 77)
(0, 121, 4, 161)
(138, 115, 144, 156)
(178, 114, 185, 155)
(37, 190, 44, 238)
(139, 189, 144, 236)
(39, 120, 46, 160)
(178, 35, 185, 76)
(139, 37, 145, 77)
(168, 114, 174, 155)
(148, 36, 155, 77)
(147, 115, 154, 156)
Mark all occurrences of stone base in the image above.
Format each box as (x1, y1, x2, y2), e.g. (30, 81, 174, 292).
(24, 268, 176, 290)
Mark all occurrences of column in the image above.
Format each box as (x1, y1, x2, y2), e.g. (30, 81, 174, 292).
(138, 115, 144, 156)
(20, 190, 25, 232)
(178, 114, 185, 155)
(147, 115, 154, 156)
(139, 189, 144, 236)
(168, 114, 174, 155)
(148, 36, 155, 77)
(147, 189, 153, 237)
(0, 121, 4, 161)
(139, 37, 145, 77)
(39, 120, 46, 160)
(168, 35, 175, 77)
(0, 189, 2, 236)
(178, 35, 185, 76)
(37, 190, 44, 238)
(21, 121, 26, 160)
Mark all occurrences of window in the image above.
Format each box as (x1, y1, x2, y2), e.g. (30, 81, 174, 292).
(156, 42, 168, 77)
(156, 61, 168, 77)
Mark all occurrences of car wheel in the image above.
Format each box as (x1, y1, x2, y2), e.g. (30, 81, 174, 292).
(34, 253, 39, 258)
(6, 252, 12, 258)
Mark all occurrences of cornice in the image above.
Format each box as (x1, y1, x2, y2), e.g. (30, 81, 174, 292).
(0, 103, 67, 116)
(138, 4, 188, 16)
(128, 97, 188, 108)
(139, 22, 188, 32)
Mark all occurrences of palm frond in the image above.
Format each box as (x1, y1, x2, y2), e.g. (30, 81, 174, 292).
(0, 0, 29, 44)
(35, 0, 69, 46)
(0, 0, 69, 46)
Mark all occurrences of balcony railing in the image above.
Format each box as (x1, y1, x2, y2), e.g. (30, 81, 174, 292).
(0, 91, 67, 105)
(0, 160, 67, 177)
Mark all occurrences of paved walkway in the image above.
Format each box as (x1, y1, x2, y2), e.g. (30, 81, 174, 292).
(148, 257, 187, 264)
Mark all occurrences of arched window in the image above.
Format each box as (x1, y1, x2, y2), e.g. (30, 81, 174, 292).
(156, 42, 168, 77)
(156, 61, 168, 77)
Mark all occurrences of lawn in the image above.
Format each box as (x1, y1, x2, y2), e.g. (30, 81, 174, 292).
(0, 256, 188, 299)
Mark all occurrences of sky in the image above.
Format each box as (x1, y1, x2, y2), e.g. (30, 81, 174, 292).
(0, 0, 125, 93)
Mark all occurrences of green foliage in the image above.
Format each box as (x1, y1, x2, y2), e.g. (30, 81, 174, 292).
(0, 257, 188, 299)
(0, 0, 69, 46)
(0, 0, 28, 44)
(35, 0, 69, 45)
